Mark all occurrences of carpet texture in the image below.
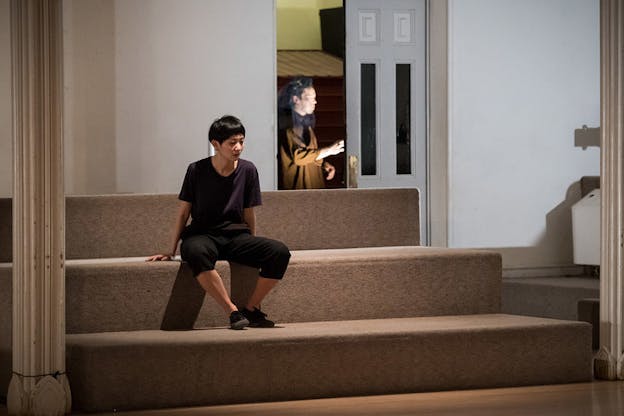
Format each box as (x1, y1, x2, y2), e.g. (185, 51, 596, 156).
(66, 314, 592, 412)
(0, 188, 419, 262)
(0, 188, 594, 412)
(65, 260, 229, 333)
(232, 246, 502, 323)
(502, 277, 599, 321)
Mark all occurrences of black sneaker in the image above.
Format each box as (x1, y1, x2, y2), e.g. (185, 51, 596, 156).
(241, 307, 275, 328)
(229, 310, 249, 330)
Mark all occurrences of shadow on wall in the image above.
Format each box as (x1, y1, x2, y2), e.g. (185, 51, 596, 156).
(542, 181, 582, 263)
(494, 180, 586, 270)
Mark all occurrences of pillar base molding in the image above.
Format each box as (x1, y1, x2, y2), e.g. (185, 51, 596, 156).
(593, 346, 622, 380)
(7, 373, 71, 415)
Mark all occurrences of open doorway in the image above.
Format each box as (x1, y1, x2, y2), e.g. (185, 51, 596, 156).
(276, 0, 346, 189)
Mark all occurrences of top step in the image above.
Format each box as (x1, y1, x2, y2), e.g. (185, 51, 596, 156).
(0, 188, 420, 261)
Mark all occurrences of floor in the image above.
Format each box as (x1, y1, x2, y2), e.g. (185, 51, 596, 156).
(2, 380, 618, 416)
(101, 381, 624, 416)
(99, 382, 624, 416)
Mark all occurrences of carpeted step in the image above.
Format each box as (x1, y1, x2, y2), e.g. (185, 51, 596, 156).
(577, 297, 600, 350)
(64, 259, 230, 333)
(67, 246, 501, 334)
(1, 247, 501, 335)
(502, 276, 599, 321)
(0, 189, 420, 262)
(1, 246, 501, 397)
(0, 260, 228, 336)
(232, 246, 502, 323)
(66, 314, 592, 412)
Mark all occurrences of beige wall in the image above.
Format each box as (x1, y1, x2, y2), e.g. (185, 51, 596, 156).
(448, 0, 600, 270)
(63, 0, 116, 195)
(276, 0, 342, 50)
(5, 0, 599, 272)
(63, 0, 277, 194)
(0, 0, 11, 197)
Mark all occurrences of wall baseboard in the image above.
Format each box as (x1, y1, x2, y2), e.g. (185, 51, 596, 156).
(502, 265, 589, 279)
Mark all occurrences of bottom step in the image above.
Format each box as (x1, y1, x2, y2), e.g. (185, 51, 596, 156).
(502, 276, 599, 321)
(67, 314, 592, 412)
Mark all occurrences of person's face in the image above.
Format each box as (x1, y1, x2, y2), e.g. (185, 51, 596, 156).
(293, 87, 317, 115)
(212, 134, 245, 161)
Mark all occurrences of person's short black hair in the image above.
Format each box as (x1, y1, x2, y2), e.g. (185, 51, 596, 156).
(208, 115, 245, 144)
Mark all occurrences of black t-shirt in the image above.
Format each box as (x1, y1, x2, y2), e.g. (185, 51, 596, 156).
(178, 157, 262, 238)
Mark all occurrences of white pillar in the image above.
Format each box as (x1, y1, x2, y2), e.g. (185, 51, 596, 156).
(6, 0, 71, 414)
(595, 0, 624, 380)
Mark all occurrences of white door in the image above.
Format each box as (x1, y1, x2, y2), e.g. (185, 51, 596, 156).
(345, 0, 427, 241)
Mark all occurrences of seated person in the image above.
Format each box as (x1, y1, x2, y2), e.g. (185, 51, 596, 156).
(148, 115, 290, 330)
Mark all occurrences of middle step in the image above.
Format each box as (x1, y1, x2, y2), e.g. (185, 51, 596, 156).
(62, 246, 502, 333)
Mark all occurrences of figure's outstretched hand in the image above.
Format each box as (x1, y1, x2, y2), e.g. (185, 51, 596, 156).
(146, 254, 173, 262)
(316, 140, 345, 161)
(326, 140, 345, 156)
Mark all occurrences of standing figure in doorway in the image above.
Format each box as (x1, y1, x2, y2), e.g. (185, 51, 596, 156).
(277, 76, 344, 189)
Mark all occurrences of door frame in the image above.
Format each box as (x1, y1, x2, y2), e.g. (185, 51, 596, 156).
(427, 0, 448, 247)
(272, 0, 449, 247)
(343, 0, 448, 246)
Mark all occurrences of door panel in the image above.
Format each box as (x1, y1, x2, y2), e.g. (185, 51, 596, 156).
(346, 0, 427, 238)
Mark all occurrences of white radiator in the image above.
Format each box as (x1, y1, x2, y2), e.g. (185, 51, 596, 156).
(572, 188, 600, 266)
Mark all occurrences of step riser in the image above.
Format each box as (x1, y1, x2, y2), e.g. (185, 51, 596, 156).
(0, 249, 502, 334)
(66, 321, 592, 412)
(232, 253, 502, 322)
(0, 263, 228, 335)
(502, 280, 598, 321)
(313, 125, 346, 141)
(315, 110, 345, 125)
(66, 262, 229, 333)
(0, 189, 420, 262)
(313, 94, 343, 109)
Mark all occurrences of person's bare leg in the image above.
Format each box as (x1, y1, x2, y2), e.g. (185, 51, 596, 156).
(196, 269, 237, 314)
(245, 277, 279, 311)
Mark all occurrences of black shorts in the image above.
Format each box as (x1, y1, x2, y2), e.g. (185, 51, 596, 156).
(180, 231, 290, 279)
